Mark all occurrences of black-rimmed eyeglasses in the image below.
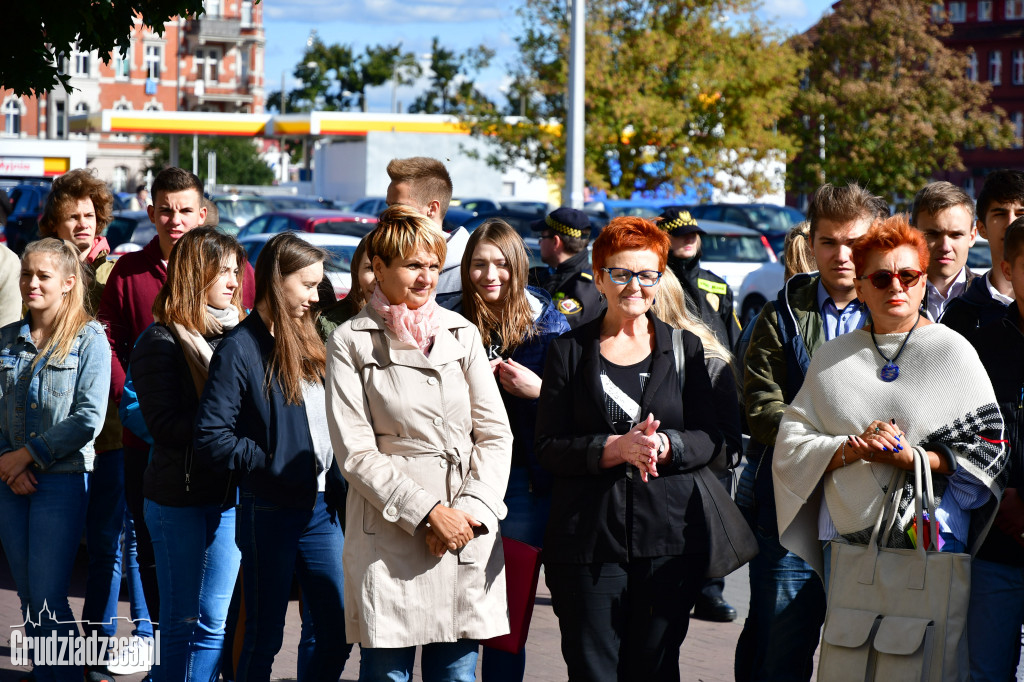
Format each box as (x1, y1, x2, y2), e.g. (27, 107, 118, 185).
(601, 267, 663, 287)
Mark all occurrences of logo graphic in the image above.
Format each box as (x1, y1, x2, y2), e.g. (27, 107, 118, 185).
(9, 602, 159, 669)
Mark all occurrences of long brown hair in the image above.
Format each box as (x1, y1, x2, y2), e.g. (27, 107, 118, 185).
(153, 227, 247, 333)
(22, 238, 93, 367)
(460, 220, 536, 352)
(345, 236, 372, 311)
(39, 168, 114, 238)
(254, 232, 327, 404)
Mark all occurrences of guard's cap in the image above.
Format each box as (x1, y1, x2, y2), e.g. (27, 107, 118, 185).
(531, 207, 592, 240)
(657, 207, 705, 237)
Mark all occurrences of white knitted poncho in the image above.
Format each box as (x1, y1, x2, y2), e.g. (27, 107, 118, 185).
(773, 323, 1007, 577)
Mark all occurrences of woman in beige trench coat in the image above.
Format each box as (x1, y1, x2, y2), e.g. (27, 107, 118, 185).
(326, 205, 513, 682)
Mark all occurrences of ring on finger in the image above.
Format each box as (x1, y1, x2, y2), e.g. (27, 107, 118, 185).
(874, 426, 881, 434)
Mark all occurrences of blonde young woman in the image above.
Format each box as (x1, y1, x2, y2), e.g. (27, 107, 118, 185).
(0, 238, 111, 682)
(326, 205, 512, 681)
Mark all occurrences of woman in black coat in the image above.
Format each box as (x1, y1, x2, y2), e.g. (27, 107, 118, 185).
(535, 216, 722, 682)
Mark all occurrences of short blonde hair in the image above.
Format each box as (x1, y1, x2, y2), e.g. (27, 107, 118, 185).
(367, 205, 447, 266)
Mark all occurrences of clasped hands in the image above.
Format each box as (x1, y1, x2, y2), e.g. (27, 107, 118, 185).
(842, 419, 911, 468)
(425, 504, 481, 558)
(0, 448, 37, 495)
(604, 414, 667, 483)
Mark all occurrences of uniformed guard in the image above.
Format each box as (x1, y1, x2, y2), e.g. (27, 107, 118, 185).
(658, 207, 741, 350)
(528, 206, 604, 328)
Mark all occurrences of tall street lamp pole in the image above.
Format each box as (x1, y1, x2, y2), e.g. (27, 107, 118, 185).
(563, 0, 585, 209)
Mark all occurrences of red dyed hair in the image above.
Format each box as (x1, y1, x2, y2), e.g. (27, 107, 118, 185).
(591, 216, 670, 273)
(851, 214, 930, 278)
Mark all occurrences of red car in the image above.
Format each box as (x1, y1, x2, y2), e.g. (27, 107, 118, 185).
(237, 209, 377, 239)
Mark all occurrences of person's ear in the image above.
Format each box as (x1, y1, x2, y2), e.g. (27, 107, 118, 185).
(426, 199, 442, 221)
(853, 275, 864, 301)
(372, 255, 385, 281)
(1001, 258, 1013, 283)
(977, 217, 989, 241)
(147, 204, 156, 226)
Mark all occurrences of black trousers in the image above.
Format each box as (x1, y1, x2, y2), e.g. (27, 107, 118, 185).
(546, 555, 707, 682)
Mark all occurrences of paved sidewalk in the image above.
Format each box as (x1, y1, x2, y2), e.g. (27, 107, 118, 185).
(0, 546, 752, 681)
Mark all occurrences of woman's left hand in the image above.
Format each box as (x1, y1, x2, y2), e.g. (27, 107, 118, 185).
(0, 448, 34, 486)
(847, 419, 912, 467)
(497, 359, 542, 400)
(8, 470, 37, 495)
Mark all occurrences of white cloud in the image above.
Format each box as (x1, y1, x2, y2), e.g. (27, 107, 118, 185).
(264, 0, 504, 24)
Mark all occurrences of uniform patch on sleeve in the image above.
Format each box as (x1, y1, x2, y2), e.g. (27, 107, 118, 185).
(705, 292, 721, 311)
(558, 298, 583, 315)
(579, 272, 593, 281)
(697, 278, 728, 295)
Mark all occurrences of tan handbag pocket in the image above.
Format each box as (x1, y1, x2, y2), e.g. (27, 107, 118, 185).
(820, 607, 882, 681)
(872, 615, 934, 682)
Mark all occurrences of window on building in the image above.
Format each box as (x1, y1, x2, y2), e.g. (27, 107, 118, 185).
(112, 102, 131, 141)
(196, 48, 219, 83)
(980, 0, 994, 19)
(2, 98, 21, 135)
(145, 45, 161, 80)
(54, 101, 66, 139)
(114, 48, 130, 79)
(205, 0, 220, 18)
(991, 51, 1003, 84)
(144, 102, 161, 111)
(113, 166, 129, 193)
(241, 0, 253, 26)
(1008, 0, 1024, 19)
(967, 51, 979, 81)
(240, 50, 250, 85)
(948, 2, 966, 21)
(72, 48, 91, 77)
(931, 2, 946, 21)
(1015, 50, 1024, 85)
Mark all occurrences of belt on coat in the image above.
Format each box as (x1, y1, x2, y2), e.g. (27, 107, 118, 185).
(375, 434, 467, 501)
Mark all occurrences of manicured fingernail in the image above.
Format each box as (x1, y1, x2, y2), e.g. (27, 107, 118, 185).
(891, 419, 896, 424)
(883, 447, 889, 452)
(897, 445, 903, 451)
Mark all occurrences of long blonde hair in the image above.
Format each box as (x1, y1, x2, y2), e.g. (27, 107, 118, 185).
(22, 238, 93, 367)
(652, 268, 732, 364)
(784, 221, 816, 281)
(460, 220, 536, 352)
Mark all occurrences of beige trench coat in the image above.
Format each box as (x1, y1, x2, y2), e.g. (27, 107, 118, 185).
(325, 306, 513, 648)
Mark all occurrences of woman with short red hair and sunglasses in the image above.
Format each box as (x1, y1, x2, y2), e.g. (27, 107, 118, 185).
(772, 215, 1007, 595)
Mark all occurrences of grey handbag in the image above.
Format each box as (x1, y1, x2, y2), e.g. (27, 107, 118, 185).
(817, 448, 971, 682)
(671, 328, 758, 578)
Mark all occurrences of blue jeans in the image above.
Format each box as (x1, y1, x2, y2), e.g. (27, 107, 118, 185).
(145, 499, 240, 682)
(0, 471, 89, 682)
(83, 449, 126, 642)
(967, 557, 1024, 681)
(359, 640, 479, 682)
(235, 491, 351, 682)
(482, 466, 549, 682)
(734, 516, 825, 682)
(121, 510, 153, 637)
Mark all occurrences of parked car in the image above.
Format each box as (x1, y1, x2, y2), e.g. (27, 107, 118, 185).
(212, 194, 275, 229)
(6, 182, 51, 253)
(238, 232, 360, 299)
(678, 203, 806, 257)
(967, 237, 991, 275)
(692, 220, 784, 326)
(267, 195, 336, 211)
(451, 198, 503, 215)
(350, 197, 388, 216)
(237, 209, 377, 239)
(106, 210, 153, 251)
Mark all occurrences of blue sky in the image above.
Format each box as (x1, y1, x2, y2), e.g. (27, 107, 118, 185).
(262, 0, 836, 112)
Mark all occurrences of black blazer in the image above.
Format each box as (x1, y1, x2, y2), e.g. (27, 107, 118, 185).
(535, 312, 722, 564)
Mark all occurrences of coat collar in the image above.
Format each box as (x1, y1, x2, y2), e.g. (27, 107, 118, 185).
(349, 306, 471, 370)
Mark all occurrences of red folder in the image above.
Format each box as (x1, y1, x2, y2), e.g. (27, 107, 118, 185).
(482, 537, 542, 654)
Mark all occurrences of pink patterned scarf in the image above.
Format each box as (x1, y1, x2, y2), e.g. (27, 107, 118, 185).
(369, 285, 440, 354)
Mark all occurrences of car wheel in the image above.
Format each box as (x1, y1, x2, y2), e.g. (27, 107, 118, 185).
(741, 295, 766, 328)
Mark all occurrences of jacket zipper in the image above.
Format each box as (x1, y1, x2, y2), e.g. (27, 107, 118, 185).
(184, 445, 192, 493)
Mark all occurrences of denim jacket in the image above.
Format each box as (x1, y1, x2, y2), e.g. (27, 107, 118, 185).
(0, 318, 110, 474)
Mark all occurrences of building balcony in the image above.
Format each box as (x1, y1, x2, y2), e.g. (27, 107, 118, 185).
(186, 18, 263, 44)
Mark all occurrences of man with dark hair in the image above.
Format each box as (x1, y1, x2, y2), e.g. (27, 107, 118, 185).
(384, 156, 466, 302)
(943, 170, 1024, 336)
(528, 206, 603, 328)
(736, 182, 888, 682)
(910, 181, 979, 321)
(660, 207, 740, 351)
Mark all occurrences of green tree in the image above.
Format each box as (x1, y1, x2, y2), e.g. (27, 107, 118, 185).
(145, 135, 275, 186)
(784, 0, 1014, 202)
(266, 34, 421, 113)
(4, 0, 206, 96)
(464, 0, 804, 198)
(408, 37, 495, 115)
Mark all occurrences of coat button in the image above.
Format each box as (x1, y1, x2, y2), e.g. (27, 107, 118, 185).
(29, 432, 35, 437)
(387, 506, 397, 517)
(433, 417, 443, 426)
(428, 377, 438, 386)
(30, 403, 36, 409)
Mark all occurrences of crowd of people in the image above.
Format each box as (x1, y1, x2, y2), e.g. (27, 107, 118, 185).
(0, 157, 1020, 682)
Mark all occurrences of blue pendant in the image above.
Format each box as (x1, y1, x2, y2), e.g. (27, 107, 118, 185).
(880, 363, 899, 382)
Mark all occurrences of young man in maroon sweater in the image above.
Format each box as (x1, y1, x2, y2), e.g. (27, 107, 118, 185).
(97, 167, 255, 635)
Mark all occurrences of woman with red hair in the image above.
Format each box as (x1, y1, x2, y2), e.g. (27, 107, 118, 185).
(535, 216, 723, 680)
(772, 215, 1007, 676)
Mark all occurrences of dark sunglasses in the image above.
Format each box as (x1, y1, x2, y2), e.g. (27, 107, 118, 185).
(859, 268, 924, 290)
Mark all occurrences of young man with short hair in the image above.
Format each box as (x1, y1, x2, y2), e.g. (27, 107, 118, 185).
(943, 169, 1024, 335)
(736, 182, 888, 682)
(384, 156, 467, 303)
(910, 181, 979, 321)
(528, 206, 603, 328)
(965, 216, 1024, 681)
(97, 167, 256, 634)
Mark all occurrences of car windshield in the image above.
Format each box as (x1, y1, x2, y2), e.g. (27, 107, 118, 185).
(322, 245, 356, 273)
(701, 234, 770, 263)
(743, 206, 802, 232)
(218, 199, 270, 224)
(316, 220, 374, 237)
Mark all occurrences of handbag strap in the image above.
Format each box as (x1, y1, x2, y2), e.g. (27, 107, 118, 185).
(671, 328, 686, 394)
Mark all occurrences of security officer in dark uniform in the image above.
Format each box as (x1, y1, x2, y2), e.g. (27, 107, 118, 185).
(658, 206, 742, 624)
(528, 207, 604, 328)
(659, 207, 741, 350)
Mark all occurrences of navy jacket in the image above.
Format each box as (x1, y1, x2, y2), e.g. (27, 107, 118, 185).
(194, 312, 346, 513)
(943, 273, 1011, 338)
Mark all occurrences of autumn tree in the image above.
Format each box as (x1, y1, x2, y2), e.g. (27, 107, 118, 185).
(464, 0, 804, 199)
(4, 0, 204, 96)
(267, 33, 422, 113)
(784, 0, 1014, 202)
(407, 37, 496, 115)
